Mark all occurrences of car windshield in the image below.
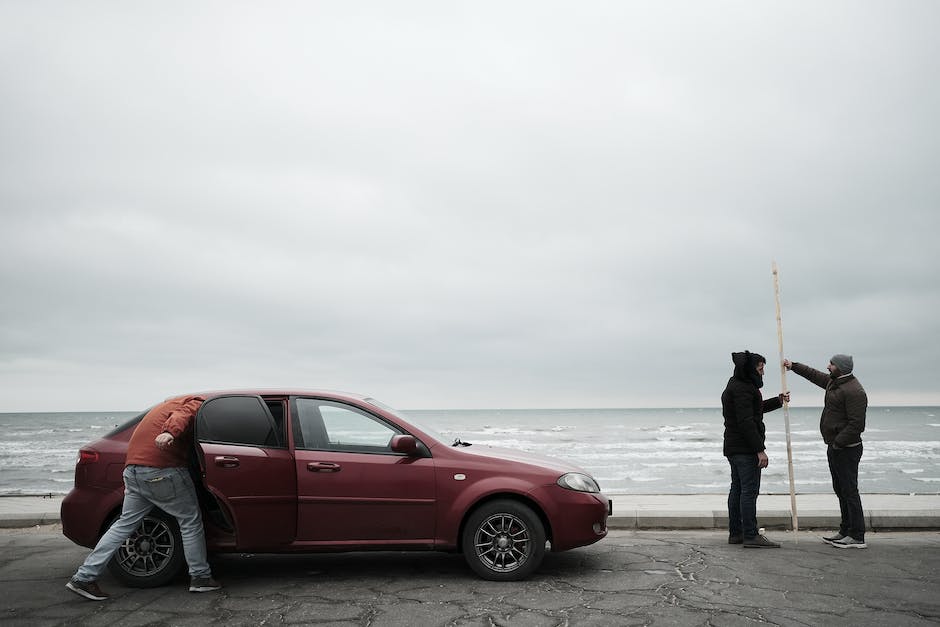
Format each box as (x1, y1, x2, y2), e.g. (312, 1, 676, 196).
(361, 397, 449, 444)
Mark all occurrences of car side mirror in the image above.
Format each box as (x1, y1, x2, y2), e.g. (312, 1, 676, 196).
(390, 434, 419, 455)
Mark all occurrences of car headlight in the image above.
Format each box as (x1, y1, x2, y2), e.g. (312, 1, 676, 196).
(556, 472, 600, 493)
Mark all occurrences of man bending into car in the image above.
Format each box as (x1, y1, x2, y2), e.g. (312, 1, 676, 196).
(67, 395, 221, 601)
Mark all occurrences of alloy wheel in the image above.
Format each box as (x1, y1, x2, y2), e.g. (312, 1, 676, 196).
(471, 512, 532, 573)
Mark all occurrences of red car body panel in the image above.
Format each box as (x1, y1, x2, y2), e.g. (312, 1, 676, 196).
(200, 442, 297, 549)
(293, 448, 437, 544)
(62, 389, 609, 563)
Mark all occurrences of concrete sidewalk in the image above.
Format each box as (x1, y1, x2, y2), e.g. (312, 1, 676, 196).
(6, 529, 940, 625)
(2, 492, 938, 530)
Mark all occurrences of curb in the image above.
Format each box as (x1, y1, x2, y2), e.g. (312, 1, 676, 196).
(607, 510, 940, 531)
(4, 513, 939, 531)
(0, 515, 61, 529)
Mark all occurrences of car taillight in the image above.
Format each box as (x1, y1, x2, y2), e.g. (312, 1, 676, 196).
(77, 450, 99, 465)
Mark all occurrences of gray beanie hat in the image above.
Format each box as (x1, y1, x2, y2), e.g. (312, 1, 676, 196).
(830, 354, 853, 374)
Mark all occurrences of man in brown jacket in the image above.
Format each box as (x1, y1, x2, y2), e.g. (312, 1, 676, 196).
(785, 355, 868, 549)
(66, 395, 222, 600)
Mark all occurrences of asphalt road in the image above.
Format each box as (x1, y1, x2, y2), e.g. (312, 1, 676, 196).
(3, 525, 939, 626)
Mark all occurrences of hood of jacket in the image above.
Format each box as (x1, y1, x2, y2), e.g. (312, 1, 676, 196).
(732, 350, 765, 389)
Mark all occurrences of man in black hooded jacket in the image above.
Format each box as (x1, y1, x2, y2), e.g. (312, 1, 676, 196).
(722, 351, 788, 548)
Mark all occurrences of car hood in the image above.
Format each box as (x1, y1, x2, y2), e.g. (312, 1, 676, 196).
(454, 443, 590, 476)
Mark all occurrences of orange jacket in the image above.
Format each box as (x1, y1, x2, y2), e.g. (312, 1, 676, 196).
(125, 395, 204, 468)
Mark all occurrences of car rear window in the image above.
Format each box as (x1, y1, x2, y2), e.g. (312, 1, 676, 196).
(104, 408, 151, 437)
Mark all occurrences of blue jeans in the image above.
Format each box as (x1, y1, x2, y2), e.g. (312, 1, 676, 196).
(727, 454, 762, 538)
(74, 465, 212, 582)
(828, 443, 865, 541)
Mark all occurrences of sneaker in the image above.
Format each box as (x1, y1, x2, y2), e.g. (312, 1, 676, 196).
(189, 576, 222, 593)
(728, 534, 743, 545)
(66, 579, 109, 601)
(822, 532, 846, 545)
(743, 534, 781, 548)
(831, 536, 867, 549)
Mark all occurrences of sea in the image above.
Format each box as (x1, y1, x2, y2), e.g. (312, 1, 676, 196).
(1, 406, 938, 497)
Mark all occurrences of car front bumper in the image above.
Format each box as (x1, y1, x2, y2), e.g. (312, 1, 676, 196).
(529, 485, 610, 552)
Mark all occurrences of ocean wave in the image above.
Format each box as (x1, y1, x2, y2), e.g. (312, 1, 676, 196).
(8, 429, 58, 437)
(655, 431, 709, 439)
(641, 425, 697, 434)
(478, 425, 528, 433)
(4, 407, 939, 495)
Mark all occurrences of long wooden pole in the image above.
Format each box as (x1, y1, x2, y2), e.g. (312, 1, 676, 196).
(772, 261, 799, 535)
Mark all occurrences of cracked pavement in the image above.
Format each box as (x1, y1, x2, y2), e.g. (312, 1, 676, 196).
(2, 526, 938, 626)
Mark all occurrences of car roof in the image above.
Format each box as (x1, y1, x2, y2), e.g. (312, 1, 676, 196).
(175, 389, 372, 403)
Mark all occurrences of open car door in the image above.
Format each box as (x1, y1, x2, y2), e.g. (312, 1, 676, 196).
(196, 395, 297, 549)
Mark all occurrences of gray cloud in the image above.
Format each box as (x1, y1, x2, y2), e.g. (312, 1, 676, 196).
(2, 2, 938, 411)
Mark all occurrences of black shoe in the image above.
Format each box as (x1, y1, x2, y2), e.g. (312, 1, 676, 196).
(822, 532, 846, 545)
(66, 579, 109, 601)
(743, 534, 781, 548)
(728, 534, 743, 544)
(189, 576, 222, 593)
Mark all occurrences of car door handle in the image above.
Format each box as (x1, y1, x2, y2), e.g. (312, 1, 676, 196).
(214, 456, 240, 468)
(307, 462, 341, 473)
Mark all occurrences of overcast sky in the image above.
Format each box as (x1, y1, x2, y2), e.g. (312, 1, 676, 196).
(1, 2, 938, 412)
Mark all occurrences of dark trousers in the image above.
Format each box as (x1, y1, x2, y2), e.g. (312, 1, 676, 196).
(727, 454, 762, 538)
(827, 443, 865, 540)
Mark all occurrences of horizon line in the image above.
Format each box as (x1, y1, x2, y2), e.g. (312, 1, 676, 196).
(3, 404, 939, 414)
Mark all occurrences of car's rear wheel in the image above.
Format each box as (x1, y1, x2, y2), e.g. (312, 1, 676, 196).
(462, 499, 546, 581)
(107, 509, 185, 588)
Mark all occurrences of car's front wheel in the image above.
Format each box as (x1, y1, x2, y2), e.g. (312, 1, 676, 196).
(107, 509, 185, 587)
(462, 499, 546, 581)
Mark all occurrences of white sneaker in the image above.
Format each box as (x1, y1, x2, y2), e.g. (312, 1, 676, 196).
(832, 536, 867, 549)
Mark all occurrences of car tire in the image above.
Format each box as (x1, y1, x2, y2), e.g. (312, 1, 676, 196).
(461, 499, 546, 581)
(106, 509, 185, 588)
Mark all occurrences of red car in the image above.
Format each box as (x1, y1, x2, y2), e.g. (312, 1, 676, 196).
(62, 390, 610, 584)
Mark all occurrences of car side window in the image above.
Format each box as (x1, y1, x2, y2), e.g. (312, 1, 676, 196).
(198, 396, 284, 448)
(294, 399, 399, 453)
